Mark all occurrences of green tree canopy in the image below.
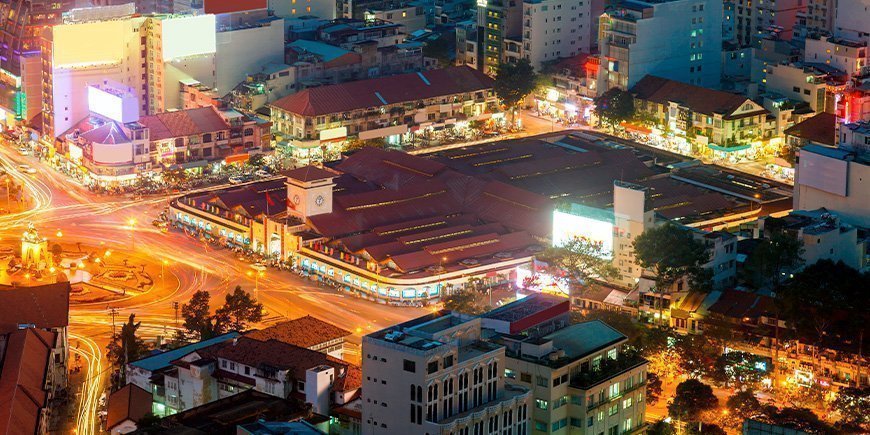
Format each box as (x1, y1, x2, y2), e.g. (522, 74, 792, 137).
(726, 390, 763, 424)
(593, 87, 635, 128)
(668, 379, 719, 422)
(443, 289, 487, 315)
(537, 235, 619, 295)
(494, 59, 538, 124)
(831, 387, 870, 429)
(181, 290, 219, 341)
(742, 230, 804, 289)
(215, 285, 265, 332)
(710, 351, 767, 390)
(674, 334, 719, 379)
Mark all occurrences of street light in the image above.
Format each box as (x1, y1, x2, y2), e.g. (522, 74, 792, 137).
(127, 218, 137, 250)
(249, 264, 266, 300)
(56, 230, 63, 238)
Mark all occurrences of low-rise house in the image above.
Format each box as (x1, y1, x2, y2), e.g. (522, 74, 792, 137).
(245, 316, 352, 359)
(318, 19, 406, 50)
(784, 112, 837, 159)
(269, 66, 498, 162)
(0, 282, 72, 435)
(631, 75, 771, 158)
(106, 384, 153, 434)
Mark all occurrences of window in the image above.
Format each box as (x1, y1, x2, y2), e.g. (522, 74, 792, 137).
(551, 418, 567, 431)
(535, 399, 549, 410)
(608, 404, 618, 416)
(297, 381, 305, 392)
(404, 359, 416, 373)
(444, 355, 454, 368)
(609, 383, 620, 399)
(587, 416, 593, 427)
(536, 376, 548, 387)
(623, 397, 632, 409)
(623, 418, 633, 432)
(427, 360, 439, 374)
(607, 348, 617, 360)
(571, 418, 582, 427)
(520, 372, 532, 383)
(505, 368, 516, 379)
(534, 421, 547, 431)
(571, 395, 582, 405)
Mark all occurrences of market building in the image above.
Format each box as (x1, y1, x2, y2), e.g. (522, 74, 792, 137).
(169, 147, 552, 304)
(269, 66, 499, 163)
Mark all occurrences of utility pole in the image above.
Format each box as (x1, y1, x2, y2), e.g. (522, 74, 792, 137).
(108, 306, 119, 337)
(172, 302, 180, 328)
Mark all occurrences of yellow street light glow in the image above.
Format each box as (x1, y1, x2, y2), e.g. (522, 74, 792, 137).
(355, 327, 363, 333)
(163, 259, 169, 265)
(94, 258, 101, 264)
(128, 218, 137, 227)
(49, 267, 56, 273)
(56, 230, 63, 238)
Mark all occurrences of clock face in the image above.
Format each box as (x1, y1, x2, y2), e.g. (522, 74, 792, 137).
(315, 195, 324, 206)
(293, 194, 301, 204)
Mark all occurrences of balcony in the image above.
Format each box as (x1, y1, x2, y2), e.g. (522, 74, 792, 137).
(570, 352, 648, 390)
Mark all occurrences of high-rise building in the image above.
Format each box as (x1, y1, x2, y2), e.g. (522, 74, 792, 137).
(597, 0, 723, 93)
(361, 312, 532, 435)
(0, 0, 75, 127)
(521, 0, 593, 68)
(728, 0, 806, 46)
(476, 0, 523, 75)
(834, 0, 870, 44)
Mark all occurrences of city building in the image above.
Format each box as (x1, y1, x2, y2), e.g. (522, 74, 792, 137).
(0, 282, 72, 435)
(794, 140, 870, 227)
(318, 18, 406, 50)
(496, 317, 648, 435)
(271, 0, 337, 21)
(0, 0, 75, 129)
(361, 311, 532, 435)
(269, 66, 498, 160)
(474, 0, 523, 75)
(597, 0, 723, 92)
(533, 55, 599, 124)
(364, 4, 427, 33)
(245, 315, 352, 359)
(756, 209, 868, 272)
(763, 63, 829, 113)
(784, 112, 837, 157)
(238, 420, 325, 435)
(728, 0, 805, 46)
(428, 132, 784, 290)
(799, 0, 836, 36)
(833, 0, 870, 44)
(521, 0, 593, 69)
(106, 384, 153, 435)
(631, 75, 770, 156)
(804, 36, 868, 78)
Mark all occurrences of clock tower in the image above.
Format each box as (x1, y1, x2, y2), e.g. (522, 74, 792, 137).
(283, 165, 337, 220)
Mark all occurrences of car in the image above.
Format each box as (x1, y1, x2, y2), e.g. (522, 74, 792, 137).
(17, 146, 29, 155)
(17, 164, 36, 174)
(254, 169, 271, 178)
(228, 175, 245, 184)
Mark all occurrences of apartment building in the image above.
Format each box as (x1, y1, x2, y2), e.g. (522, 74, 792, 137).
(804, 36, 869, 78)
(764, 63, 829, 113)
(521, 0, 592, 69)
(597, 0, 723, 93)
(361, 311, 532, 435)
(318, 18, 406, 50)
(728, 0, 805, 46)
(476, 0, 523, 75)
(631, 75, 769, 153)
(497, 321, 647, 435)
(795, 138, 870, 227)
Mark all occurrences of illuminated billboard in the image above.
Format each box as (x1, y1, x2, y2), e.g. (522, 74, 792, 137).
(87, 85, 139, 123)
(162, 15, 217, 61)
(53, 20, 128, 68)
(552, 205, 614, 258)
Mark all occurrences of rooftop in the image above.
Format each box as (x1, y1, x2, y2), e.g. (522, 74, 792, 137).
(631, 75, 766, 119)
(106, 383, 152, 430)
(784, 112, 836, 146)
(128, 332, 240, 372)
(545, 320, 626, 361)
(138, 106, 230, 141)
(0, 328, 55, 435)
(483, 293, 568, 322)
(0, 282, 71, 334)
(288, 39, 355, 63)
(270, 66, 494, 116)
(244, 316, 352, 348)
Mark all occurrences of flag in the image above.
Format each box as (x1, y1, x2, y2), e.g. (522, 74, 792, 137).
(286, 197, 295, 210)
(265, 192, 275, 206)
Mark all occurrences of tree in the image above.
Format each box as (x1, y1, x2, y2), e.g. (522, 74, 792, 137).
(51, 243, 63, 260)
(181, 290, 217, 340)
(776, 260, 870, 374)
(742, 230, 804, 289)
(593, 87, 635, 128)
(765, 407, 834, 434)
(107, 314, 149, 386)
(674, 334, 719, 379)
(494, 59, 538, 126)
(710, 351, 767, 390)
(214, 286, 264, 332)
(831, 387, 870, 429)
(668, 379, 719, 422)
(686, 424, 727, 435)
(538, 236, 619, 297)
(443, 289, 487, 315)
(422, 34, 453, 67)
(633, 223, 711, 323)
(724, 390, 763, 428)
(647, 420, 676, 435)
(647, 372, 663, 405)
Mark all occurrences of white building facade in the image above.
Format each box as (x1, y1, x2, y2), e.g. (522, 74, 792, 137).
(521, 0, 592, 69)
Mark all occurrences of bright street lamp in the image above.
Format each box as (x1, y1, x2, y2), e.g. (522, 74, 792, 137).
(127, 218, 137, 249)
(249, 264, 266, 300)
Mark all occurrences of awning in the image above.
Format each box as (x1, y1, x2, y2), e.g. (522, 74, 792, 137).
(708, 143, 752, 152)
(225, 153, 249, 164)
(620, 122, 652, 134)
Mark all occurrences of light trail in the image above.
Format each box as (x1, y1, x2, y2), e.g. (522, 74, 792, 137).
(69, 333, 104, 435)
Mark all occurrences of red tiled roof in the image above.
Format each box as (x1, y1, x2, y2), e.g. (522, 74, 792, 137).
(106, 383, 152, 430)
(215, 338, 361, 391)
(271, 66, 495, 116)
(783, 112, 837, 146)
(631, 75, 764, 118)
(0, 283, 71, 334)
(79, 121, 130, 144)
(244, 316, 351, 348)
(282, 166, 339, 183)
(138, 106, 230, 141)
(0, 328, 55, 435)
(707, 289, 776, 319)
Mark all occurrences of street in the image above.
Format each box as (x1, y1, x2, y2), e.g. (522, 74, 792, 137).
(0, 141, 428, 434)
